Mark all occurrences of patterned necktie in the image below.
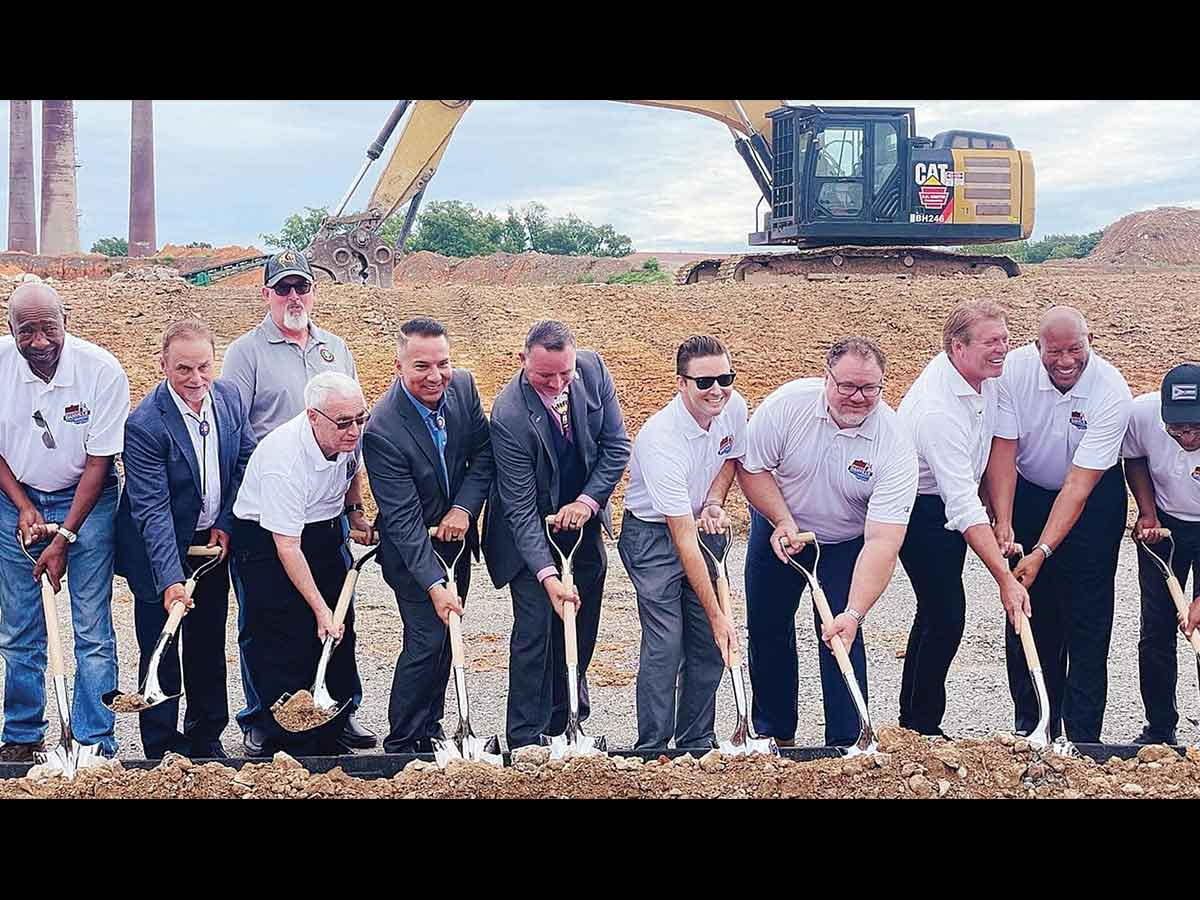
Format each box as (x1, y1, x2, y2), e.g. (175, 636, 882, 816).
(552, 389, 570, 438)
(429, 409, 450, 493)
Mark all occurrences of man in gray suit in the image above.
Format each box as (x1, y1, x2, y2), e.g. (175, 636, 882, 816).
(483, 320, 631, 750)
(362, 318, 494, 754)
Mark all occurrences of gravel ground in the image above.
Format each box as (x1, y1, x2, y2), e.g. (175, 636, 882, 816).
(2, 536, 1198, 757)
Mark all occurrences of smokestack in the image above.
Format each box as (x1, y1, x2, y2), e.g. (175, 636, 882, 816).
(40, 100, 80, 256)
(128, 100, 156, 257)
(8, 100, 37, 253)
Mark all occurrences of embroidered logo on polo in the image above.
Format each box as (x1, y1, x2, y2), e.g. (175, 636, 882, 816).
(320, 348, 335, 363)
(1069, 410, 1088, 430)
(1192, 465, 1200, 484)
(848, 459, 873, 482)
(63, 402, 91, 425)
(718, 434, 734, 456)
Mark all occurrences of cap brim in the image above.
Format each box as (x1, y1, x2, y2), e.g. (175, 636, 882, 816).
(265, 268, 315, 287)
(1161, 403, 1200, 425)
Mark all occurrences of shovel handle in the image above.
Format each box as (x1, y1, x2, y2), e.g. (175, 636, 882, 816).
(448, 611, 466, 667)
(164, 573, 205, 633)
(563, 598, 579, 667)
(784, 530, 817, 548)
(349, 529, 375, 543)
(186, 544, 221, 557)
(1015, 608, 1042, 670)
(1165, 575, 1200, 654)
(332, 567, 360, 631)
(810, 583, 855, 677)
(40, 577, 67, 679)
(427, 526, 464, 597)
(714, 573, 743, 669)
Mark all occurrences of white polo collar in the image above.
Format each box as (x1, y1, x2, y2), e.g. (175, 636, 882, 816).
(815, 393, 880, 441)
(300, 413, 343, 471)
(1035, 351, 1096, 399)
(19, 334, 75, 387)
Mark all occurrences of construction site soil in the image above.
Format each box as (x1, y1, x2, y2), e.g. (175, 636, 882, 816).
(3, 729, 1198, 799)
(3, 261, 1199, 799)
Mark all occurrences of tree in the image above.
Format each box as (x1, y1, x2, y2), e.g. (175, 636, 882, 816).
(405, 200, 508, 257)
(91, 236, 128, 256)
(962, 230, 1104, 264)
(261, 207, 331, 250)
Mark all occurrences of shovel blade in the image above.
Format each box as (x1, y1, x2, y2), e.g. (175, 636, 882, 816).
(433, 737, 465, 769)
(718, 736, 779, 757)
(36, 745, 77, 780)
(462, 733, 504, 767)
(102, 688, 179, 714)
(542, 729, 607, 760)
(271, 692, 350, 734)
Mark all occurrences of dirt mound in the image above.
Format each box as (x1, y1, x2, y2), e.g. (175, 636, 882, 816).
(159, 243, 265, 262)
(1090, 207, 1200, 266)
(393, 250, 689, 285)
(4, 730, 1198, 799)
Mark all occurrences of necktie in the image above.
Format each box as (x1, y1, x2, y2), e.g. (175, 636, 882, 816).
(552, 389, 570, 438)
(429, 409, 450, 493)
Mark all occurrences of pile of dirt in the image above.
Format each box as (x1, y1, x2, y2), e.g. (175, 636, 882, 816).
(3, 729, 1197, 799)
(392, 250, 706, 285)
(108, 266, 184, 283)
(271, 690, 333, 731)
(1089, 207, 1200, 266)
(159, 243, 265, 261)
(108, 692, 152, 713)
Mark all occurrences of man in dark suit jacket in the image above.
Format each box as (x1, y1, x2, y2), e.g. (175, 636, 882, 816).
(115, 319, 256, 759)
(362, 317, 494, 754)
(483, 320, 631, 749)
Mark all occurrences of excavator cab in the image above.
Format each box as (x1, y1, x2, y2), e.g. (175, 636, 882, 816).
(751, 105, 1034, 250)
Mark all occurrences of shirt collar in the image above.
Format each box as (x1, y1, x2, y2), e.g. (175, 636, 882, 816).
(815, 395, 880, 441)
(165, 380, 213, 422)
(399, 378, 446, 422)
(1035, 352, 1096, 399)
(300, 412, 343, 471)
(19, 334, 75, 387)
(261, 313, 324, 347)
(671, 393, 710, 440)
(940, 352, 981, 399)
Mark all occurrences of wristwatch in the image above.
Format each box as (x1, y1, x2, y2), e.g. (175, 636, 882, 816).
(344, 503, 365, 515)
(1035, 542, 1053, 561)
(846, 607, 865, 625)
(56, 526, 78, 544)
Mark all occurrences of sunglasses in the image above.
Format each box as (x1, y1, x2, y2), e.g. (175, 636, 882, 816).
(682, 372, 736, 390)
(271, 280, 313, 297)
(32, 410, 56, 449)
(313, 408, 371, 431)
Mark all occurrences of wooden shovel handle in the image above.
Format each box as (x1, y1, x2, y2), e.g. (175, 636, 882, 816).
(563, 599, 579, 667)
(1015, 608, 1041, 670)
(40, 577, 66, 679)
(331, 567, 360, 630)
(810, 582, 855, 677)
(715, 574, 742, 669)
(448, 611, 466, 667)
(1165, 575, 1200, 654)
(186, 545, 222, 557)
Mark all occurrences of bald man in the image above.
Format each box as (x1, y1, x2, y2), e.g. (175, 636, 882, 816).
(0, 284, 130, 762)
(986, 306, 1133, 743)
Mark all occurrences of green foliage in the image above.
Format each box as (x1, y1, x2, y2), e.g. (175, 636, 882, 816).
(261, 207, 331, 251)
(605, 258, 671, 284)
(91, 236, 128, 256)
(641, 257, 660, 272)
(185, 241, 213, 249)
(961, 230, 1104, 264)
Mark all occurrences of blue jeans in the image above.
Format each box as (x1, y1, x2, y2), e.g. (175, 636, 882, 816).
(0, 484, 120, 754)
(233, 514, 362, 732)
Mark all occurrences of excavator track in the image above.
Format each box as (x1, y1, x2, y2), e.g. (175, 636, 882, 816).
(674, 246, 1021, 285)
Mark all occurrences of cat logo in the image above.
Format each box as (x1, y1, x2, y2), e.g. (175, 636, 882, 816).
(1069, 410, 1088, 430)
(718, 434, 734, 456)
(847, 459, 873, 482)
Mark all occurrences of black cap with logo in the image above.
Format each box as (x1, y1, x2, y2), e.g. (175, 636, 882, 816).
(1161, 363, 1200, 425)
(264, 249, 315, 287)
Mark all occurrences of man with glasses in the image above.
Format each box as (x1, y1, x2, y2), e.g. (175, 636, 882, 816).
(231, 372, 374, 754)
(361, 318, 495, 754)
(1122, 363, 1200, 744)
(896, 300, 1028, 739)
(0, 282, 130, 762)
(222, 250, 377, 754)
(621, 335, 744, 750)
(738, 337, 918, 748)
(114, 319, 256, 759)
(986, 306, 1132, 743)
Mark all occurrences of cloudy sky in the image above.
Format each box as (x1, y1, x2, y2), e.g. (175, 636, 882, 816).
(3, 99, 1199, 254)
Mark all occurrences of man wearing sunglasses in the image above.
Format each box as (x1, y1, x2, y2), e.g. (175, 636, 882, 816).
(621, 336, 744, 750)
(222, 250, 377, 754)
(897, 300, 1028, 740)
(114, 319, 257, 759)
(1119, 363, 1200, 745)
(739, 337, 917, 748)
(483, 320, 631, 750)
(231, 372, 373, 754)
(0, 282, 130, 763)
(361, 318, 495, 754)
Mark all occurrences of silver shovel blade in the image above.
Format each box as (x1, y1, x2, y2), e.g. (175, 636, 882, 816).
(433, 737, 465, 768)
(73, 743, 112, 772)
(35, 745, 76, 780)
(718, 736, 778, 756)
(841, 733, 880, 759)
(543, 727, 607, 760)
(1025, 668, 1053, 752)
(462, 733, 504, 767)
(271, 691, 351, 734)
(1050, 736, 1080, 758)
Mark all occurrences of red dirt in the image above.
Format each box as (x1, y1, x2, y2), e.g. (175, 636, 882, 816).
(1089, 206, 1200, 267)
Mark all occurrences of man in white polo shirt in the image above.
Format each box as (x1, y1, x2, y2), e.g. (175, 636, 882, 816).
(0, 282, 129, 762)
(620, 335, 743, 750)
(987, 305, 1133, 743)
(896, 300, 1029, 739)
(1122, 363, 1200, 745)
(739, 336, 918, 748)
(231, 371, 375, 754)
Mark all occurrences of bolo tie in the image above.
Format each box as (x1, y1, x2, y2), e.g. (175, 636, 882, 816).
(194, 413, 211, 516)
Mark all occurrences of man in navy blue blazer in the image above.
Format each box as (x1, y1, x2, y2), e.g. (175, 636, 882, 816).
(115, 319, 256, 759)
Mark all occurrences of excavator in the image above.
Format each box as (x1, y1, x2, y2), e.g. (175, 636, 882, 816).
(188, 100, 1034, 287)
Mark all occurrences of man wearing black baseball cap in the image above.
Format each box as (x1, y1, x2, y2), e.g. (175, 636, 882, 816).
(222, 249, 378, 755)
(1122, 362, 1200, 744)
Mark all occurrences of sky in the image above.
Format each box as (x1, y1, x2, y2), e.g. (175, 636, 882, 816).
(3, 99, 1199, 255)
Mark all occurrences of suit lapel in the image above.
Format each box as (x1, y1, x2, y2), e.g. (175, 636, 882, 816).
(567, 371, 592, 466)
(521, 375, 558, 477)
(156, 383, 202, 496)
(213, 384, 236, 493)
(396, 381, 448, 499)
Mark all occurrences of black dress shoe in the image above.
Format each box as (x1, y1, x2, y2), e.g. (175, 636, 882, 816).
(1133, 726, 1176, 746)
(340, 714, 378, 750)
(242, 724, 276, 757)
(193, 743, 230, 760)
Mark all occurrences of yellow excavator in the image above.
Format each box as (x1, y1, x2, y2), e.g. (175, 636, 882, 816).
(305, 100, 1035, 287)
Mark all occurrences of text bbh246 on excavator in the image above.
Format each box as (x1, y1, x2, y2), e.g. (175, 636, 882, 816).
(187, 100, 1034, 288)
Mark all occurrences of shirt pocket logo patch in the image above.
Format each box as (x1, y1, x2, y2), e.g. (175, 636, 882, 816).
(848, 459, 873, 482)
(63, 402, 91, 425)
(718, 434, 734, 456)
(1069, 410, 1088, 430)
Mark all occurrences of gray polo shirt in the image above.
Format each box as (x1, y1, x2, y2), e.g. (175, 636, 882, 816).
(221, 314, 358, 442)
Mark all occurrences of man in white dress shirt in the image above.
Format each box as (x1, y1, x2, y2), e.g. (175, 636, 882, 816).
(1121, 363, 1200, 745)
(620, 335, 743, 750)
(896, 300, 1030, 739)
(987, 306, 1133, 743)
(739, 337, 918, 747)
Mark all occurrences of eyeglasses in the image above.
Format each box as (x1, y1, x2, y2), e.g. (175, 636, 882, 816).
(681, 372, 736, 390)
(32, 410, 56, 449)
(271, 281, 313, 297)
(313, 408, 370, 430)
(1166, 424, 1200, 439)
(827, 369, 883, 400)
